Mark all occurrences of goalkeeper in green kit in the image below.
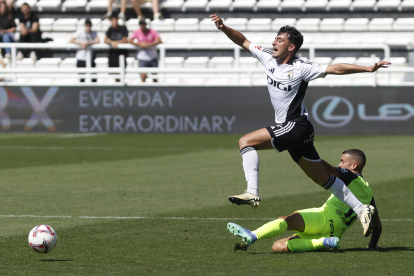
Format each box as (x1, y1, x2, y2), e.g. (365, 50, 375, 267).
(227, 149, 382, 252)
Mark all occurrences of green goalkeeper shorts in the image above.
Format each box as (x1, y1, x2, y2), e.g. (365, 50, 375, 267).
(294, 207, 345, 239)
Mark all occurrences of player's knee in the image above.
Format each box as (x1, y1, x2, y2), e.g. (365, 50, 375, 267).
(239, 136, 250, 149)
(272, 240, 287, 252)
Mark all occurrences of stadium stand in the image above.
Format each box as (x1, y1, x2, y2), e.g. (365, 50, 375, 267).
(0, 0, 413, 85)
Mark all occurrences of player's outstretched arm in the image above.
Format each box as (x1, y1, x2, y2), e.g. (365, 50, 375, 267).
(326, 61, 391, 75)
(210, 14, 251, 52)
(367, 214, 382, 249)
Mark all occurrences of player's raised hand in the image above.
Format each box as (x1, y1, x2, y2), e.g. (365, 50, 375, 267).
(210, 14, 224, 30)
(368, 61, 391, 72)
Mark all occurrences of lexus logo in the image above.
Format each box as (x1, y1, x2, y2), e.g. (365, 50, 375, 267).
(312, 96, 354, 128)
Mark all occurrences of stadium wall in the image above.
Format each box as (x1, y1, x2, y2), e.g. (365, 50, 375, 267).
(0, 86, 413, 135)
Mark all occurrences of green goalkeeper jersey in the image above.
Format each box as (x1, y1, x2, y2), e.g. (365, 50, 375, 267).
(322, 168, 377, 230)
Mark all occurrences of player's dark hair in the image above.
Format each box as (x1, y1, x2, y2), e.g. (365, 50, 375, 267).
(342, 149, 366, 170)
(277, 25, 303, 54)
(21, 2, 30, 8)
(109, 13, 118, 20)
(85, 19, 92, 26)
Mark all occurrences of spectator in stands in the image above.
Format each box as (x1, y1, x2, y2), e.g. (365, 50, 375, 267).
(0, 1, 16, 60)
(105, 14, 128, 80)
(129, 19, 161, 82)
(106, 0, 162, 22)
(17, 2, 41, 61)
(0, 0, 15, 13)
(70, 19, 100, 83)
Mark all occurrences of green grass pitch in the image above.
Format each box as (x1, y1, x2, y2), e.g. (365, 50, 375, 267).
(0, 133, 413, 275)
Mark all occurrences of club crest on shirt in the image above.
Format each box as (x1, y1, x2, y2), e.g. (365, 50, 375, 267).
(287, 71, 294, 80)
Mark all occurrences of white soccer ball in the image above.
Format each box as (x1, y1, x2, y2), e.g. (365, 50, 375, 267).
(28, 225, 58, 253)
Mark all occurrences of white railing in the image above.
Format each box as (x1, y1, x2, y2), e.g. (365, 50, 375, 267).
(0, 42, 407, 87)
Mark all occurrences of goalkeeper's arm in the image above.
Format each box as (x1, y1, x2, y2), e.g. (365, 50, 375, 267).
(367, 214, 382, 249)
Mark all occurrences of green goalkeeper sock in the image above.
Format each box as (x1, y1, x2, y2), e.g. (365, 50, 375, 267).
(286, 238, 325, 253)
(253, 219, 288, 240)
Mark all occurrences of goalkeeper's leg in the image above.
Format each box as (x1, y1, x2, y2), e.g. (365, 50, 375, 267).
(273, 236, 340, 252)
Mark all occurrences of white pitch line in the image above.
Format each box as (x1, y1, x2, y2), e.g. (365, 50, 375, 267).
(59, 133, 104, 138)
(0, 215, 411, 222)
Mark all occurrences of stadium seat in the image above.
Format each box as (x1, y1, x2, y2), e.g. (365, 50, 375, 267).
(183, 57, 209, 68)
(232, 0, 257, 10)
(36, 58, 62, 68)
(15, 0, 37, 8)
(214, 36, 234, 44)
(304, 0, 328, 10)
(337, 37, 362, 44)
(311, 37, 337, 44)
(319, 18, 344, 31)
(204, 78, 232, 85)
(368, 18, 394, 31)
(39, 18, 55, 32)
(175, 18, 199, 31)
(256, 0, 281, 10)
(53, 18, 79, 32)
(183, 0, 208, 10)
(239, 57, 259, 68)
(126, 19, 139, 31)
(401, 0, 414, 10)
(247, 18, 272, 31)
(280, 0, 304, 10)
(36, 0, 61, 9)
(95, 57, 109, 68)
(224, 18, 248, 31)
(328, 0, 352, 10)
(389, 57, 407, 67)
(190, 37, 216, 44)
(87, 0, 109, 9)
(54, 78, 79, 85)
(150, 19, 175, 32)
(125, 57, 136, 69)
(62, 0, 88, 9)
(163, 37, 191, 44)
(356, 56, 380, 66)
(199, 18, 220, 31)
(295, 18, 320, 32)
(208, 0, 233, 10)
(360, 37, 386, 44)
(161, 0, 184, 10)
(376, 0, 401, 10)
(386, 37, 413, 46)
(208, 56, 234, 68)
(163, 57, 185, 68)
(393, 18, 414, 31)
(352, 0, 376, 10)
(88, 18, 103, 32)
(16, 58, 35, 68)
(60, 58, 77, 68)
(331, 57, 356, 64)
(272, 18, 296, 30)
(313, 57, 332, 65)
(344, 18, 369, 31)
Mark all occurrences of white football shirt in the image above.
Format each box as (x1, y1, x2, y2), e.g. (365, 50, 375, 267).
(73, 29, 98, 61)
(249, 42, 328, 124)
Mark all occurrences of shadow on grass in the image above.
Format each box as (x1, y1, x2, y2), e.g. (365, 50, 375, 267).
(338, 247, 414, 252)
(241, 247, 414, 255)
(40, 259, 72, 262)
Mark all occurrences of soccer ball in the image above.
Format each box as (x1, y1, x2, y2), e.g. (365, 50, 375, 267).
(28, 225, 58, 253)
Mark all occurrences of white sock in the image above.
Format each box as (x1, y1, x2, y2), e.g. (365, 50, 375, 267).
(323, 174, 364, 215)
(240, 146, 259, 196)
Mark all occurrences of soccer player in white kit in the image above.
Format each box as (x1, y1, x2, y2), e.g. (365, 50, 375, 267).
(210, 14, 391, 237)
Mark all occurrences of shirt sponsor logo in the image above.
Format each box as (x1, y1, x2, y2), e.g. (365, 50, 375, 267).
(267, 76, 292, 92)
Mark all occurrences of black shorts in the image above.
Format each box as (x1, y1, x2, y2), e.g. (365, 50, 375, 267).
(266, 116, 320, 163)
